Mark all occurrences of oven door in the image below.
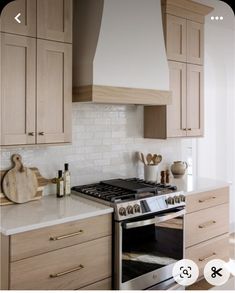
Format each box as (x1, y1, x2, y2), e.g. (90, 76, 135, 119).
(114, 208, 185, 290)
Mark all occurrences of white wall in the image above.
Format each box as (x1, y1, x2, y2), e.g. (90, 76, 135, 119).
(195, 0, 235, 230)
(0, 104, 183, 195)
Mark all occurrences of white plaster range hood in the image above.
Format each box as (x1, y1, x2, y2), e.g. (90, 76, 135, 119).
(73, 0, 172, 105)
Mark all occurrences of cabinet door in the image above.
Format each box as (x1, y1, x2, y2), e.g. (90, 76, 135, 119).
(187, 21, 204, 65)
(37, 0, 72, 43)
(167, 61, 187, 137)
(186, 64, 204, 136)
(0, 33, 36, 146)
(37, 40, 72, 144)
(0, 0, 36, 37)
(166, 14, 187, 62)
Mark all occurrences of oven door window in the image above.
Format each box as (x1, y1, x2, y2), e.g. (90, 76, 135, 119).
(122, 216, 183, 283)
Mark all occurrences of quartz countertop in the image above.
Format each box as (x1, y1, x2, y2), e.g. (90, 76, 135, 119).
(172, 176, 230, 195)
(0, 193, 113, 236)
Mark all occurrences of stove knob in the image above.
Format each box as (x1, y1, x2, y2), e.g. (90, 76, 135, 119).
(133, 204, 141, 213)
(179, 194, 185, 202)
(166, 197, 174, 205)
(174, 196, 180, 204)
(127, 205, 134, 214)
(119, 207, 126, 216)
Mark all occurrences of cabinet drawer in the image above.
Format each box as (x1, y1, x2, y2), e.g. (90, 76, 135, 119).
(11, 236, 111, 290)
(11, 214, 112, 261)
(79, 278, 112, 290)
(185, 234, 229, 276)
(185, 204, 229, 247)
(186, 187, 229, 213)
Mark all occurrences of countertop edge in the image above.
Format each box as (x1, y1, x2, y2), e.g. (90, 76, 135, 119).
(0, 207, 113, 236)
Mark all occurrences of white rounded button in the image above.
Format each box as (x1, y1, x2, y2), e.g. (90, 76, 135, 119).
(204, 259, 230, 286)
(172, 259, 199, 286)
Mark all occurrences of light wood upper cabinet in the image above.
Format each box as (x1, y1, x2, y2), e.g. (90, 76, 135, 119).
(0, 0, 36, 37)
(0, 33, 36, 146)
(37, 40, 72, 144)
(165, 15, 204, 65)
(37, 0, 73, 43)
(167, 61, 187, 137)
(165, 14, 187, 63)
(187, 21, 204, 65)
(187, 64, 204, 136)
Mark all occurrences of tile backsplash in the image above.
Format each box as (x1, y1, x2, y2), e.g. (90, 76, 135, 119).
(0, 104, 183, 195)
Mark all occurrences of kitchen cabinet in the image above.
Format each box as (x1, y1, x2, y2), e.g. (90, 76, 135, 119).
(165, 15, 204, 65)
(185, 187, 230, 277)
(144, 0, 212, 139)
(0, 0, 36, 37)
(144, 62, 203, 138)
(37, 40, 72, 144)
(0, 0, 72, 146)
(37, 0, 73, 43)
(0, 33, 36, 145)
(1, 214, 112, 290)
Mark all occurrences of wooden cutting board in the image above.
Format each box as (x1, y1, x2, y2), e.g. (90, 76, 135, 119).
(2, 154, 38, 203)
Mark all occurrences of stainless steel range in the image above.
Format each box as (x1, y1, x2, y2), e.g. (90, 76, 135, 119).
(72, 178, 185, 290)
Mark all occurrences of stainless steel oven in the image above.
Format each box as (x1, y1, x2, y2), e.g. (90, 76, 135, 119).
(114, 207, 185, 290)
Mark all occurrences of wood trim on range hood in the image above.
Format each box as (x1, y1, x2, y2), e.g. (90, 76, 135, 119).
(73, 85, 172, 105)
(73, 0, 172, 105)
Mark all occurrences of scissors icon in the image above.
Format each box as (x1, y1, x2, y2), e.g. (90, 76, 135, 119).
(211, 266, 223, 278)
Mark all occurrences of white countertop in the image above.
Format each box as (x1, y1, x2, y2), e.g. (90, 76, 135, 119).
(172, 176, 230, 195)
(0, 193, 113, 236)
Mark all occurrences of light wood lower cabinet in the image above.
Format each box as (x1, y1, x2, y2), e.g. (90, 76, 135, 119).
(0, 214, 112, 290)
(11, 236, 111, 290)
(185, 186, 230, 279)
(185, 234, 229, 276)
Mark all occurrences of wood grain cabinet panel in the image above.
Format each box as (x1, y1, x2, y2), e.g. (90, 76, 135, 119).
(11, 214, 112, 262)
(185, 203, 229, 248)
(37, 39, 72, 144)
(187, 64, 204, 136)
(10, 236, 112, 290)
(166, 14, 187, 62)
(79, 278, 112, 290)
(0, 0, 36, 37)
(185, 234, 229, 276)
(167, 61, 187, 137)
(0, 33, 36, 146)
(187, 20, 204, 65)
(37, 0, 72, 43)
(186, 187, 229, 213)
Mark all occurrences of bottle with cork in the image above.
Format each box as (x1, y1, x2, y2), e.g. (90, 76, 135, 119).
(64, 163, 71, 196)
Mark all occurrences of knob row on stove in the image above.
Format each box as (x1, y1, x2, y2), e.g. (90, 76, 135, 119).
(118, 204, 141, 216)
(166, 194, 185, 205)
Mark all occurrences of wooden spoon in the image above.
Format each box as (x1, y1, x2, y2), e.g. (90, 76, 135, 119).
(141, 153, 147, 165)
(153, 154, 162, 165)
(146, 153, 153, 165)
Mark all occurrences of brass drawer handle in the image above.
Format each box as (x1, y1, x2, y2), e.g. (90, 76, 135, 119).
(28, 132, 35, 136)
(183, 128, 187, 131)
(198, 220, 216, 229)
(199, 252, 216, 262)
(49, 230, 84, 241)
(38, 132, 45, 136)
(50, 264, 84, 278)
(199, 196, 216, 203)
(187, 128, 192, 131)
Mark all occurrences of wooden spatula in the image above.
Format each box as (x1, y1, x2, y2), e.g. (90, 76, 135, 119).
(2, 154, 38, 203)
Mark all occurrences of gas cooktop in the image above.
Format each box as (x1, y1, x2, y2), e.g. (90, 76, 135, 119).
(72, 178, 177, 203)
(72, 178, 185, 221)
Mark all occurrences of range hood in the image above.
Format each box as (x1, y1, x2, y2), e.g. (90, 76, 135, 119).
(73, 0, 172, 105)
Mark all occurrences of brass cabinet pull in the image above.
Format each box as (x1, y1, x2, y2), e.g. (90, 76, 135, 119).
(187, 128, 192, 131)
(199, 252, 216, 262)
(49, 230, 84, 241)
(50, 264, 84, 278)
(38, 132, 45, 136)
(28, 132, 35, 136)
(199, 196, 216, 203)
(198, 220, 216, 229)
(183, 128, 187, 131)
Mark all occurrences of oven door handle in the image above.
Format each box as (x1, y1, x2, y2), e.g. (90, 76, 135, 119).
(123, 209, 185, 229)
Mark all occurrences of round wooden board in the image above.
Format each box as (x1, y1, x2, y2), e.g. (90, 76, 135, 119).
(2, 154, 38, 204)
